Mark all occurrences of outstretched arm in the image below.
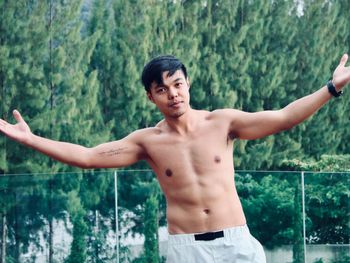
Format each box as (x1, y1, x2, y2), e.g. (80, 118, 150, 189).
(0, 110, 145, 168)
(229, 53, 350, 140)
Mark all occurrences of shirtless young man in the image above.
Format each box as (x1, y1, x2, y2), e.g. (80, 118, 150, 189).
(0, 54, 349, 262)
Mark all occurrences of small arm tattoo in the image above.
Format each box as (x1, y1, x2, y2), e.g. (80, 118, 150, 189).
(98, 147, 128, 157)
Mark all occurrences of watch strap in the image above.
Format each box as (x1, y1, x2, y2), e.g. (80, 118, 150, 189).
(327, 80, 343, 97)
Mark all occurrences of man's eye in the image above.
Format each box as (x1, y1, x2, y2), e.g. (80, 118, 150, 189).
(156, 88, 166, 93)
(175, 83, 183, 87)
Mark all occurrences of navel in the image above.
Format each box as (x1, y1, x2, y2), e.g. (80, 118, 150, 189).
(203, 209, 210, 214)
(214, 155, 221, 163)
(165, 168, 173, 177)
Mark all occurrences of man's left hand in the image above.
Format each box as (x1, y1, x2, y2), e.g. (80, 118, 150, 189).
(332, 53, 350, 91)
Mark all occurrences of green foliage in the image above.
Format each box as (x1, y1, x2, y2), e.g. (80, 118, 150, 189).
(292, 177, 304, 263)
(284, 155, 349, 244)
(0, 0, 349, 262)
(0, 0, 348, 172)
(284, 155, 350, 172)
(66, 207, 88, 263)
(0, 0, 51, 174)
(293, 0, 350, 160)
(142, 194, 160, 263)
(236, 172, 296, 248)
(331, 252, 350, 263)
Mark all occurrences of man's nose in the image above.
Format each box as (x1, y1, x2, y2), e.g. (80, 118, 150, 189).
(168, 87, 178, 99)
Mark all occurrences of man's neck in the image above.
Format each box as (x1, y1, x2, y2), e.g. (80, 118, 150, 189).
(164, 108, 198, 135)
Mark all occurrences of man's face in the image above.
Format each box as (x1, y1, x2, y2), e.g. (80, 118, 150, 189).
(147, 70, 190, 118)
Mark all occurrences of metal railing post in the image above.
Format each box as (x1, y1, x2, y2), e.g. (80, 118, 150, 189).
(301, 171, 307, 263)
(114, 171, 119, 263)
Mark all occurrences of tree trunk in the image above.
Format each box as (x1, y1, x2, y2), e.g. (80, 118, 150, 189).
(1, 214, 7, 263)
(292, 177, 304, 263)
(14, 211, 20, 263)
(49, 218, 54, 263)
(95, 210, 99, 262)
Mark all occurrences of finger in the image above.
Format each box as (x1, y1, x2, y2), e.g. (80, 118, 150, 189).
(0, 119, 7, 126)
(13, 110, 24, 123)
(0, 119, 8, 131)
(339, 53, 348, 66)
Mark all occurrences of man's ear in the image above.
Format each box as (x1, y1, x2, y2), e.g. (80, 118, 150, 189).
(186, 77, 190, 89)
(147, 91, 155, 103)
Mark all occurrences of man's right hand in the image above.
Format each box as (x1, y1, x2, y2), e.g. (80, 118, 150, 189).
(0, 110, 32, 144)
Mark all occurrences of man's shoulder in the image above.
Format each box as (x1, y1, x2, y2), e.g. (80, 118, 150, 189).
(130, 126, 162, 138)
(206, 108, 241, 120)
(155, 119, 166, 128)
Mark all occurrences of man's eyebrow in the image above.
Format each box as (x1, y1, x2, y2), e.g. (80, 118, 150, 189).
(154, 83, 166, 89)
(154, 78, 184, 89)
(165, 77, 184, 86)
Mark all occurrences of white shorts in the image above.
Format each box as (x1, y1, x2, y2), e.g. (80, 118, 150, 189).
(166, 225, 266, 263)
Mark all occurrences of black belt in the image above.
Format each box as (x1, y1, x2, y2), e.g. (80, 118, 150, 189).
(194, 230, 224, 241)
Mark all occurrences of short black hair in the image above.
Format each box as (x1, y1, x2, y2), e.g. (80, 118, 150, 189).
(141, 55, 188, 92)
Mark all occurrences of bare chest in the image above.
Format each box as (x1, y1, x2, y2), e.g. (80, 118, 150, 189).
(144, 125, 233, 181)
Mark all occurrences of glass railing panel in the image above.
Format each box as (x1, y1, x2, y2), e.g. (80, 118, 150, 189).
(304, 172, 350, 263)
(0, 171, 116, 263)
(236, 171, 302, 263)
(116, 170, 303, 263)
(1, 171, 349, 263)
(115, 169, 167, 262)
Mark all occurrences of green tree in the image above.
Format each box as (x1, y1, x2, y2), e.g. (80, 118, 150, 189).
(87, 0, 116, 128)
(82, 171, 116, 262)
(130, 177, 161, 263)
(0, 176, 13, 263)
(283, 155, 350, 244)
(193, 0, 238, 111)
(66, 191, 88, 263)
(45, 0, 112, 261)
(294, 0, 350, 160)
(227, 0, 301, 169)
(143, 194, 160, 263)
(0, 0, 51, 174)
(236, 171, 306, 261)
(292, 175, 304, 263)
(236, 172, 295, 248)
(0, 1, 52, 261)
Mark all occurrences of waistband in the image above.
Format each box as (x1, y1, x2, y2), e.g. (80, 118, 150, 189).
(168, 224, 250, 245)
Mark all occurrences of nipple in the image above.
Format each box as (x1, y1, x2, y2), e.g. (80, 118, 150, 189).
(165, 169, 173, 177)
(203, 209, 210, 214)
(214, 156, 221, 163)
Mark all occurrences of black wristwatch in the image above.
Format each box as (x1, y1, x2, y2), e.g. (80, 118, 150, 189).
(327, 80, 343, 97)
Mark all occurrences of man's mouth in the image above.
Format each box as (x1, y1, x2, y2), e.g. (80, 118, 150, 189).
(169, 101, 182, 107)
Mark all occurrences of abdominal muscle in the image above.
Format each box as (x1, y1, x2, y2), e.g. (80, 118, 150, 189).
(160, 171, 247, 234)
